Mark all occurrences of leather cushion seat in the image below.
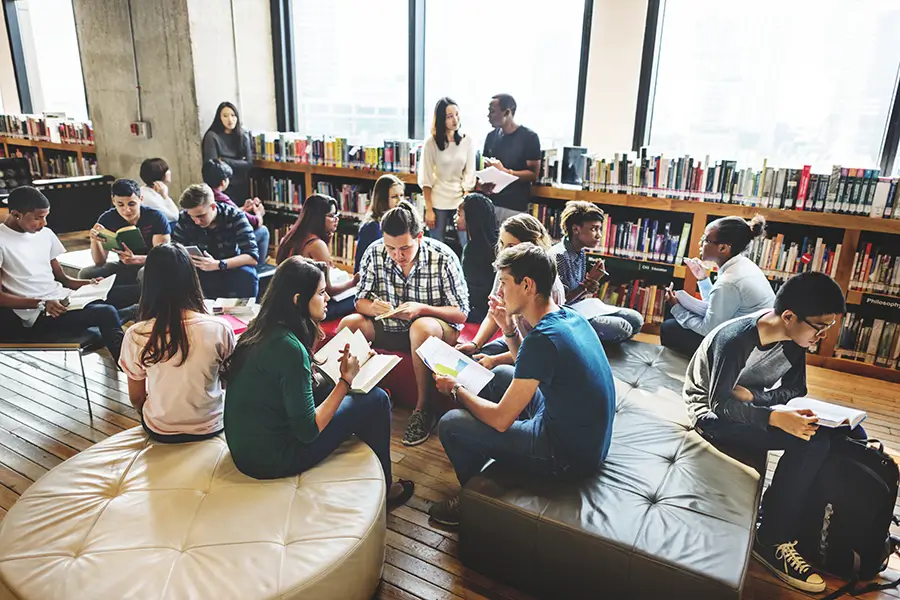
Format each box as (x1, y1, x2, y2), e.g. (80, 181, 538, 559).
(0, 428, 386, 600)
(459, 341, 764, 600)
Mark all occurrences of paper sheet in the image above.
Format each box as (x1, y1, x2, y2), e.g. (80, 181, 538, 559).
(475, 166, 518, 194)
(571, 298, 626, 318)
(415, 335, 494, 394)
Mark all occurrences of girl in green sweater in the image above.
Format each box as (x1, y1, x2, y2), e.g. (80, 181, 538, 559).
(222, 256, 414, 507)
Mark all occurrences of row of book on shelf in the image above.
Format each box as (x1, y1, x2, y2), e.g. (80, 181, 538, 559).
(849, 244, 900, 296)
(0, 113, 94, 145)
(249, 131, 421, 174)
(3, 149, 98, 178)
(835, 313, 900, 369)
(598, 280, 667, 326)
(744, 234, 841, 281)
(544, 148, 900, 218)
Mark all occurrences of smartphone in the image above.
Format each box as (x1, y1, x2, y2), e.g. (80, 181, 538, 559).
(184, 245, 203, 257)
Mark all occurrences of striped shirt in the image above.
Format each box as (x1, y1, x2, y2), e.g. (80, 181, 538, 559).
(357, 237, 469, 332)
(173, 201, 259, 262)
(549, 237, 585, 293)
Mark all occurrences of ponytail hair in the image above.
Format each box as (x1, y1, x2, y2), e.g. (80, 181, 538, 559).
(381, 200, 423, 237)
(710, 214, 766, 256)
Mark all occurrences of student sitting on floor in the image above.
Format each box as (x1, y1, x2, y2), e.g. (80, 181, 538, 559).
(201, 159, 270, 269)
(429, 243, 616, 526)
(275, 193, 360, 319)
(455, 193, 498, 323)
(355, 174, 405, 273)
(139, 157, 180, 224)
(457, 214, 566, 369)
(0, 186, 126, 362)
(221, 256, 414, 508)
(338, 201, 469, 447)
(683, 271, 863, 594)
(81, 178, 171, 306)
(119, 243, 234, 443)
(662, 214, 774, 357)
(549, 201, 643, 343)
(172, 184, 259, 300)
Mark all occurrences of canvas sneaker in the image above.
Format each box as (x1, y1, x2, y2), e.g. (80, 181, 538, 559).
(428, 495, 461, 526)
(752, 537, 826, 593)
(402, 408, 434, 446)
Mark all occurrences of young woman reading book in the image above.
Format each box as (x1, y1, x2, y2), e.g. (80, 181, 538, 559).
(119, 243, 235, 443)
(222, 256, 414, 507)
(276, 194, 359, 318)
(355, 174, 405, 273)
(455, 193, 498, 322)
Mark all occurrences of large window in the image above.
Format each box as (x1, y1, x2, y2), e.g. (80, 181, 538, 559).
(291, 0, 409, 143)
(423, 0, 585, 150)
(15, 0, 88, 120)
(646, 0, 900, 171)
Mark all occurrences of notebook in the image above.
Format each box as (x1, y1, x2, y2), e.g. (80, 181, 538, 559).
(772, 397, 867, 429)
(314, 328, 401, 394)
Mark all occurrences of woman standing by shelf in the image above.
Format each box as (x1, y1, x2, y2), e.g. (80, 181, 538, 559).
(202, 102, 253, 204)
(355, 174, 405, 272)
(418, 97, 476, 248)
(276, 193, 359, 318)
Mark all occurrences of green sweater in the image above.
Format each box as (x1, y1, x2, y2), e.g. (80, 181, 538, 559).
(224, 328, 320, 478)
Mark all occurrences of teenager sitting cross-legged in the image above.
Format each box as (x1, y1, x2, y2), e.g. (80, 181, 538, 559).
(338, 201, 470, 447)
(0, 186, 126, 362)
(172, 183, 259, 299)
(429, 243, 616, 526)
(549, 201, 643, 343)
(221, 256, 414, 508)
(119, 243, 234, 443)
(683, 271, 864, 593)
(201, 159, 270, 269)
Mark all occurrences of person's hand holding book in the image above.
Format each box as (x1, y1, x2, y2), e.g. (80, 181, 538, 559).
(392, 302, 427, 321)
(769, 408, 819, 440)
(338, 343, 361, 387)
(43, 299, 68, 318)
(192, 251, 220, 272)
(113, 243, 145, 266)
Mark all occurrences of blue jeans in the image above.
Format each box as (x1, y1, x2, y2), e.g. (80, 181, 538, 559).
(254, 226, 270, 268)
(431, 207, 467, 247)
(572, 299, 644, 343)
(197, 265, 259, 299)
(438, 365, 555, 486)
(287, 388, 393, 487)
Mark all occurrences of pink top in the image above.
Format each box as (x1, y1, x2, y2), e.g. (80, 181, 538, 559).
(119, 312, 235, 436)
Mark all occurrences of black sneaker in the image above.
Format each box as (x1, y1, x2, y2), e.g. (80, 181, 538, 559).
(387, 479, 415, 511)
(752, 537, 825, 593)
(428, 495, 460, 526)
(402, 408, 434, 446)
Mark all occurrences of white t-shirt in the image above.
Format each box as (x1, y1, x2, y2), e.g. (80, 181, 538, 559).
(0, 224, 71, 326)
(119, 312, 235, 436)
(417, 135, 476, 210)
(140, 186, 180, 221)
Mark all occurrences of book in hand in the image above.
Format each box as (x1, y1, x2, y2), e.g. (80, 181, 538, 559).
(313, 328, 401, 394)
(772, 397, 867, 429)
(96, 226, 146, 253)
(415, 335, 494, 394)
(64, 275, 117, 311)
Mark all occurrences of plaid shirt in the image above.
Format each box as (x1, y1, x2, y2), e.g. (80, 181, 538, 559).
(173, 201, 259, 261)
(549, 237, 584, 294)
(357, 237, 469, 332)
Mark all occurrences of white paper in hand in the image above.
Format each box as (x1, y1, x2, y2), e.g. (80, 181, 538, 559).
(475, 166, 518, 194)
(67, 275, 117, 311)
(415, 335, 494, 394)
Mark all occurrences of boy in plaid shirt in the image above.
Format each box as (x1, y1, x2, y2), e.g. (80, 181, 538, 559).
(339, 201, 469, 446)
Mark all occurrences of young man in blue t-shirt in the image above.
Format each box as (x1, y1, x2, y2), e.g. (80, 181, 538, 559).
(430, 243, 616, 526)
(82, 178, 170, 306)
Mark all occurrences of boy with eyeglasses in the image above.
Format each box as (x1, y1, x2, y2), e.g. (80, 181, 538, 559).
(683, 271, 861, 593)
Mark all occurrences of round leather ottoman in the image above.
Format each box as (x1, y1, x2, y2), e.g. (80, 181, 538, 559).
(0, 428, 386, 600)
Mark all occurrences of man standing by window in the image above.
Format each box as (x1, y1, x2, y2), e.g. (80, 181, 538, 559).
(480, 94, 542, 223)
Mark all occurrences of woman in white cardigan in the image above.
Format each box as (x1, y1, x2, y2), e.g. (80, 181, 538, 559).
(418, 97, 476, 247)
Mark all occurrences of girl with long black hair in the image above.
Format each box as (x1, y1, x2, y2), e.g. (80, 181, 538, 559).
(455, 193, 498, 322)
(119, 243, 235, 443)
(202, 101, 254, 203)
(222, 257, 414, 506)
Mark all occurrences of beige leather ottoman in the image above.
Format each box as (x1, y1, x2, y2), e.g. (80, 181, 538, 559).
(0, 428, 386, 600)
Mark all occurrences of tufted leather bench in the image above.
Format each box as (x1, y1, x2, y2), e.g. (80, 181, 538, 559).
(459, 341, 764, 600)
(0, 428, 387, 600)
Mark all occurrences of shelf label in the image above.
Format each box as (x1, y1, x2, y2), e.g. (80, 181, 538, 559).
(603, 256, 675, 278)
(857, 293, 900, 321)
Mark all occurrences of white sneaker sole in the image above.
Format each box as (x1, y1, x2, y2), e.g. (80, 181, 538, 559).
(402, 430, 430, 446)
(752, 550, 826, 593)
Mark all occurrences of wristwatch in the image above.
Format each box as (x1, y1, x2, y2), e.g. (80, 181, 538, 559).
(36, 300, 46, 315)
(218, 259, 227, 271)
(450, 383, 463, 403)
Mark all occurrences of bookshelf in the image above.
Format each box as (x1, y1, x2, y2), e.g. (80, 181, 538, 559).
(0, 136, 97, 179)
(252, 160, 900, 382)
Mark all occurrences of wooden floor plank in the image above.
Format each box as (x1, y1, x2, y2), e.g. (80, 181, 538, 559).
(0, 413, 76, 462)
(0, 397, 93, 452)
(0, 442, 47, 483)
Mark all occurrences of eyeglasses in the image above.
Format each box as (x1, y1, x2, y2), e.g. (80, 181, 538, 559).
(700, 234, 721, 245)
(327, 212, 340, 220)
(802, 317, 836, 338)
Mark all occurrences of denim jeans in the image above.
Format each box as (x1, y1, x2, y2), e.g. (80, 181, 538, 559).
(697, 417, 867, 545)
(660, 318, 705, 357)
(438, 365, 555, 486)
(197, 265, 259, 299)
(254, 226, 270, 268)
(572, 299, 644, 343)
(431, 207, 467, 248)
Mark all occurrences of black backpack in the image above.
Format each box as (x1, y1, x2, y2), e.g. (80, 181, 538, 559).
(795, 436, 900, 599)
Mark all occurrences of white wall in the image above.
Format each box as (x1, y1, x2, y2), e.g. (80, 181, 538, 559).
(581, 0, 648, 156)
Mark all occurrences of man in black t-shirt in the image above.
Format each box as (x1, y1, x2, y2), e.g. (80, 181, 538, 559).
(480, 94, 541, 224)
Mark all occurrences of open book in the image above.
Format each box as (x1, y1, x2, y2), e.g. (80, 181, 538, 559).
(65, 275, 117, 311)
(96, 225, 146, 253)
(415, 335, 494, 394)
(772, 397, 867, 429)
(314, 328, 401, 394)
(329, 268, 357, 303)
(675, 290, 708, 316)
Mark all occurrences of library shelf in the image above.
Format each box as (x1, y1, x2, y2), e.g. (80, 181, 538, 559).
(593, 253, 687, 279)
(254, 160, 418, 187)
(0, 135, 97, 179)
(846, 289, 900, 305)
(806, 354, 900, 384)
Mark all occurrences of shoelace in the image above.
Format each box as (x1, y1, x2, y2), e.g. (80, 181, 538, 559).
(775, 541, 812, 575)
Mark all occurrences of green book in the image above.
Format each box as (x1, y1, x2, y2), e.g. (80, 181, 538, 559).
(96, 225, 146, 253)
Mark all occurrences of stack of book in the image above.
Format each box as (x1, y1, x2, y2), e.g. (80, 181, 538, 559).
(598, 280, 667, 325)
(834, 313, 900, 368)
(249, 131, 422, 174)
(0, 114, 93, 145)
(744, 234, 841, 281)
(848, 245, 900, 295)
